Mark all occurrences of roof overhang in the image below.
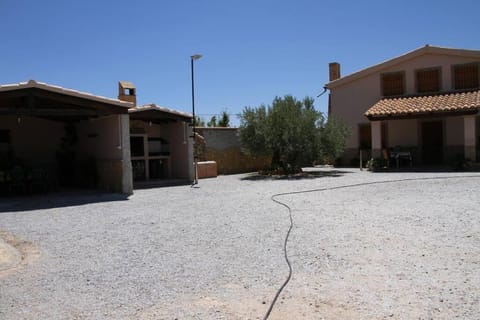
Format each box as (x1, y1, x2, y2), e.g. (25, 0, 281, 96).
(129, 104, 192, 124)
(0, 80, 132, 121)
(365, 90, 480, 121)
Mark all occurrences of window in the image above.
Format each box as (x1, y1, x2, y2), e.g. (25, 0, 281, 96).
(0, 130, 11, 154)
(416, 68, 441, 93)
(130, 136, 144, 157)
(148, 137, 170, 156)
(381, 72, 405, 96)
(359, 123, 388, 150)
(359, 124, 371, 150)
(453, 63, 479, 90)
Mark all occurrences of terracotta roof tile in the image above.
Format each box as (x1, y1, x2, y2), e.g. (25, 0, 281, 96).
(365, 90, 480, 119)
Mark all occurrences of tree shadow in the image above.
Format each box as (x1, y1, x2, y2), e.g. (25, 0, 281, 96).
(0, 190, 129, 213)
(240, 169, 351, 181)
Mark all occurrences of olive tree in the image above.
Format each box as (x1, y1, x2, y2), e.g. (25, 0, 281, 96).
(239, 95, 349, 173)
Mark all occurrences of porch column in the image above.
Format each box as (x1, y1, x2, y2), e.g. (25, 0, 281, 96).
(371, 121, 382, 158)
(120, 114, 133, 194)
(464, 115, 476, 161)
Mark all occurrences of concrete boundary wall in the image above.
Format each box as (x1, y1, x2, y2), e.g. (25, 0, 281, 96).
(197, 127, 271, 174)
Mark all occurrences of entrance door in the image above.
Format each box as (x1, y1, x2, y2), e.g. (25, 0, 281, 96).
(421, 121, 443, 165)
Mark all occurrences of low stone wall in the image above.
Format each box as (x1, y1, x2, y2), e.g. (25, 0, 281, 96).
(197, 161, 217, 179)
(203, 147, 270, 174)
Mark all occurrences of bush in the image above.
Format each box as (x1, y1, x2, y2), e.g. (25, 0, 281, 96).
(366, 157, 383, 171)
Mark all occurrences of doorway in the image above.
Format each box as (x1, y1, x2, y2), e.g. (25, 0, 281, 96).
(421, 121, 443, 165)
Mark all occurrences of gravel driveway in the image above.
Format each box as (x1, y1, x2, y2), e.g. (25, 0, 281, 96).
(1, 168, 479, 319)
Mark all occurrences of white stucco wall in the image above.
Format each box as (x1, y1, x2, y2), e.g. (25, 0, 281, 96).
(166, 121, 190, 179)
(329, 73, 381, 149)
(76, 115, 123, 160)
(387, 119, 418, 147)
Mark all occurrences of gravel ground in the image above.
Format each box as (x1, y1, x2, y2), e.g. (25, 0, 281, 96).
(0, 168, 479, 319)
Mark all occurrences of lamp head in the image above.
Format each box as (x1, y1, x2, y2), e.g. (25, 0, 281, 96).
(191, 54, 202, 60)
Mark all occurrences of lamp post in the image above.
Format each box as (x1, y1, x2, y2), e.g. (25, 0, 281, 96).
(191, 54, 202, 185)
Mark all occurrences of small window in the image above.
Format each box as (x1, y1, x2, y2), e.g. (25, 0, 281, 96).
(416, 68, 441, 93)
(381, 72, 405, 96)
(453, 63, 479, 90)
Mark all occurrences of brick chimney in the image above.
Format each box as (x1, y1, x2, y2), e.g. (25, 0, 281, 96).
(329, 62, 341, 81)
(118, 81, 136, 106)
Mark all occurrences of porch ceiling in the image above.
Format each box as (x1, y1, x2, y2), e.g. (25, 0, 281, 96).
(129, 104, 192, 124)
(365, 89, 480, 120)
(0, 80, 131, 122)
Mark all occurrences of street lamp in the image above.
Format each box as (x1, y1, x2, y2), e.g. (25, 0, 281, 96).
(191, 54, 202, 185)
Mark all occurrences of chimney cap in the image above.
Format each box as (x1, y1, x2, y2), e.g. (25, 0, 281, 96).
(119, 81, 135, 89)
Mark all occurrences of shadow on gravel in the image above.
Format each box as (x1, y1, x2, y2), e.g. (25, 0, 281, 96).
(0, 191, 129, 213)
(241, 170, 351, 181)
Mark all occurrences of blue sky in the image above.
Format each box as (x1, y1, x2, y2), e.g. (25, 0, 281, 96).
(1, 0, 479, 126)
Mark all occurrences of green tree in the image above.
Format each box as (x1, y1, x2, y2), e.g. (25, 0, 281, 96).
(218, 110, 230, 127)
(239, 105, 269, 156)
(239, 95, 350, 173)
(318, 116, 351, 164)
(207, 115, 217, 127)
(239, 95, 321, 173)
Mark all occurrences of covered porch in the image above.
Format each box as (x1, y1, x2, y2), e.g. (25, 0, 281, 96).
(365, 90, 480, 166)
(128, 104, 193, 187)
(0, 80, 133, 195)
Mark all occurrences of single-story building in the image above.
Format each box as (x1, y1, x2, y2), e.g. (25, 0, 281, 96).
(0, 80, 133, 194)
(326, 45, 480, 166)
(0, 79, 198, 195)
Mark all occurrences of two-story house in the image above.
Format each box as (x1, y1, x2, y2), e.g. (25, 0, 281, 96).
(326, 45, 480, 166)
